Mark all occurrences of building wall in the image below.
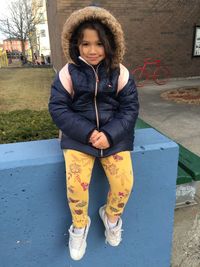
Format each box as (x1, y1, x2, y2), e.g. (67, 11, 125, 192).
(33, 0, 51, 57)
(46, 0, 200, 78)
(3, 39, 29, 52)
(36, 23, 51, 56)
(46, 0, 63, 70)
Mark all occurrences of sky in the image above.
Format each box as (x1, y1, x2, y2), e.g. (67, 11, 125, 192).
(0, 0, 12, 42)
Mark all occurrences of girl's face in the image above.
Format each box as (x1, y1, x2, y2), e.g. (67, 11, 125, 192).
(78, 28, 105, 66)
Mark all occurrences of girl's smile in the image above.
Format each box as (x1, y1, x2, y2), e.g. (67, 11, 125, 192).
(79, 29, 105, 66)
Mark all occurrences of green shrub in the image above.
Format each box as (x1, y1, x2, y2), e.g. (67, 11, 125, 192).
(0, 109, 58, 144)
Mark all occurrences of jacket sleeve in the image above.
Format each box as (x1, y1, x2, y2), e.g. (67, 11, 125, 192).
(48, 75, 96, 144)
(100, 78, 139, 145)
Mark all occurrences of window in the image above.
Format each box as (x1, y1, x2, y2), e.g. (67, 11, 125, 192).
(193, 26, 200, 57)
(37, 0, 43, 7)
(40, 29, 46, 37)
(39, 12, 45, 23)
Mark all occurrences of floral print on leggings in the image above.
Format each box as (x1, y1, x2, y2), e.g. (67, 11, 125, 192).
(63, 150, 134, 228)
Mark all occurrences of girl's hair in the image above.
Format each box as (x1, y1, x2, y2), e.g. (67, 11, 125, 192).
(69, 20, 116, 72)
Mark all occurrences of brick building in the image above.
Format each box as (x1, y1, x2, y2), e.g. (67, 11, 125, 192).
(3, 38, 29, 53)
(46, 0, 200, 78)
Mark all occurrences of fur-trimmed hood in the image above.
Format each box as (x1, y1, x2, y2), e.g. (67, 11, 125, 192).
(61, 6, 125, 68)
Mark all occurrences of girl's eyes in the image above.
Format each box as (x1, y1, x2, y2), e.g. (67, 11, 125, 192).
(81, 42, 103, 46)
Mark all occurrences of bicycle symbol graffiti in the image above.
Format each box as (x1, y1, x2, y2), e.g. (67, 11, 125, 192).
(132, 57, 170, 87)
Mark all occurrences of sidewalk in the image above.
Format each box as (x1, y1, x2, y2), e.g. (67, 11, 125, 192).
(138, 78, 200, 267)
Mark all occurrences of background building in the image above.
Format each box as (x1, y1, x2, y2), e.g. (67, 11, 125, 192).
(34, 0, 51, 58)
(3, 38, 29, 53)
(46, 0, 200, 78)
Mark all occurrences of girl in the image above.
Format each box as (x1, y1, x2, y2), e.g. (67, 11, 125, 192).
(49, 6, 139, 261)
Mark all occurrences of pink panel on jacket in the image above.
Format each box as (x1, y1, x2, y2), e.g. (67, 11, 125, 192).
(117, 63, 129, 93)
(59, 63, 129, 96)
(59, 64, 74, 97)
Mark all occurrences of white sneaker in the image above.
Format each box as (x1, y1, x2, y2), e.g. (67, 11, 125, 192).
(68, 217, 91, 260)
(99, 205, 123, 246)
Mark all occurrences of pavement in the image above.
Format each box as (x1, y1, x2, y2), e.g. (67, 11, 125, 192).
(138, 77, 200, 267)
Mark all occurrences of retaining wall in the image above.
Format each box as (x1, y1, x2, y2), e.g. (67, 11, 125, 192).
(0, 128, 179, 267)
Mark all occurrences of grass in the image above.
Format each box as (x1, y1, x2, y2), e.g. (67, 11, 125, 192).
(0, 110, 58, 144)
(0, 68, 55, 112)
(0, 67, 58, 143)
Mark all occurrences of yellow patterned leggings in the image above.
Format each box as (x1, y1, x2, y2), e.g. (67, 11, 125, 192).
(63, 149, 134, 228)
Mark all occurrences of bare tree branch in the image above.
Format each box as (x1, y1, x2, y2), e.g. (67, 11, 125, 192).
(0, 0, 43, 56)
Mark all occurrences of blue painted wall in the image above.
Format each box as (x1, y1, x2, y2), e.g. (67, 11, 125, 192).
(0, 129, 178, 267)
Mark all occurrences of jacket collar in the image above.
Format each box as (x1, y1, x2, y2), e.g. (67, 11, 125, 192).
(78, 56, 103, 71)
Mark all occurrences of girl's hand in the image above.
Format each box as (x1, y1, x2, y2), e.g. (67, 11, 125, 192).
(91, 132, 110, 149)
(89, 130, 100, 144)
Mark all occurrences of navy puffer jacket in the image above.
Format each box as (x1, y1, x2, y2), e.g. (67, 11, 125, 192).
(49, 6, 139, 157)
(49, 59, 139, 157)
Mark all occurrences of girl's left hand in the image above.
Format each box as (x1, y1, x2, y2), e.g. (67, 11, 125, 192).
(91, 132, 110, 149)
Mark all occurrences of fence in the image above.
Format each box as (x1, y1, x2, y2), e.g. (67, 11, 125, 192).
(0, 51, 8, 67)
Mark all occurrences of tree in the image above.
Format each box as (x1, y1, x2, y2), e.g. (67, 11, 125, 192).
(0, 0, 43, 61)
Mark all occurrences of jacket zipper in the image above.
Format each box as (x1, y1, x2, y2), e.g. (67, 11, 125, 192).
(93, 66, 104, 157)
(79, 57, 104, 157)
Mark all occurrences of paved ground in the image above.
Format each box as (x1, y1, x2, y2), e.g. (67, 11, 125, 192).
(138, 78, 200, 267)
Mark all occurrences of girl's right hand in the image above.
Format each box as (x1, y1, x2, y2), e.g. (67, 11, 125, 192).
(92, 132, 110, 149)
(89, 130, 100, 144)
(89, 130, 110, 149)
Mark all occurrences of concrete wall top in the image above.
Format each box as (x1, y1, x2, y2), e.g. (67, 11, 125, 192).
(0, 128, 177, 171)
